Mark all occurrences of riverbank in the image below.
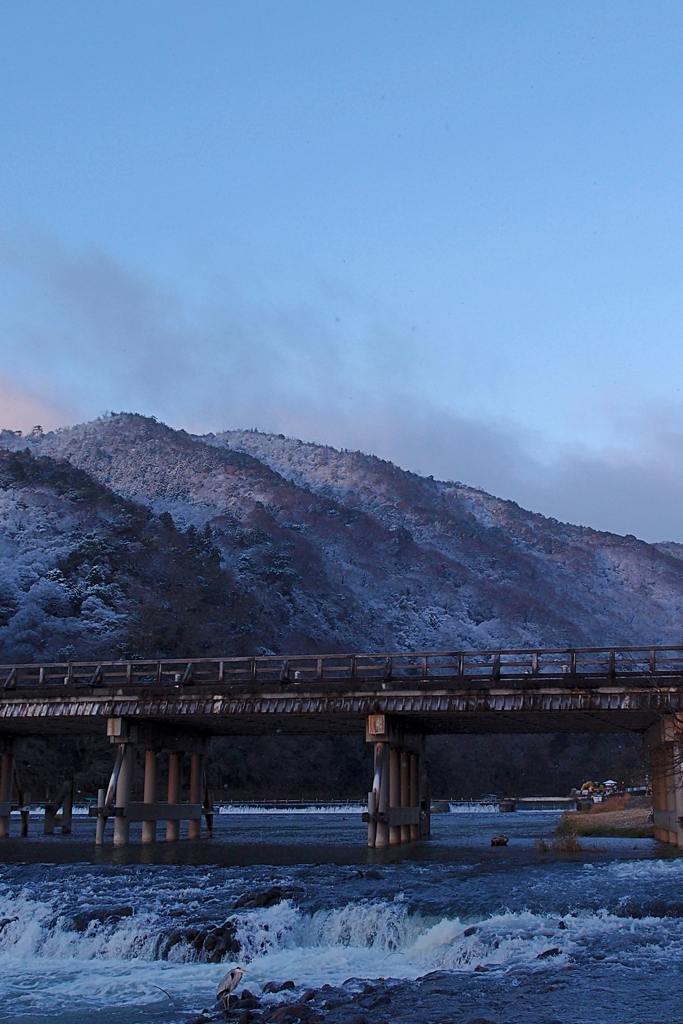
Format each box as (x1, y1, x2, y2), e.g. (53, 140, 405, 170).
(559, 796, 654, 838)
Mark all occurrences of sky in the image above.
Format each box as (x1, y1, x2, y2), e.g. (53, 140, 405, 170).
(1, 2, 683, 540)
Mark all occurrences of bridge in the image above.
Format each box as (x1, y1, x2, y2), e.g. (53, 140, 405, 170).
(0, 645, 681, 849)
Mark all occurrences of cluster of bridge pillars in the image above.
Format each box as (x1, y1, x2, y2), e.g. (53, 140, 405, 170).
(4, 712, 683, 850)
(0, 714, 433, 847)
(364, 714, 430, 847)
(0, 734, 72, 837)
(100, 719, 213, 846)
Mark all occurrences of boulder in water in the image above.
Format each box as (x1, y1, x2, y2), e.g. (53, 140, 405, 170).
(266, 1005, 321, 1023)
(263, 980, 296, 994)
(234, 886, 302, 909)
(73, 906, 133, 932)
(161, 918, 240, 962)
(232, 989, 260, 1010)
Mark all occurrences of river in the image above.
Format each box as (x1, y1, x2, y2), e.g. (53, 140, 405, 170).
(0, 809, 680, 1024)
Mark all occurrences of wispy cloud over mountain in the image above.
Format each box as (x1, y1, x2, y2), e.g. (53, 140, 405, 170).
(1, 231, 683, 541)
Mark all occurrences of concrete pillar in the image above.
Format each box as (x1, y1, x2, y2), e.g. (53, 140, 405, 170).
(674, 741, 683, 848)
(203, 784, 214, 839)
(367, 741, 382, 847)
(44, 796, 56, 835)
(20, 791, 30, 837)
(389, 747, 401, 845)
(95, 788, 106, 846)
(61, 781, 73, 835)
(166, 752, 181, 842)
(649, 742, 663, 841)
(376, 742, 390, 848)
(419, 743, 431, 838)
(665, 744, 678, 845)
(646, 716, 683, 848)
(367, 789, 377, 847)
(113, 744, 134, 847)
(409, 752, 419, 841)
(188, 753, 203, 839)
(142, 749, 157, 844)
(400, 750, 410, 843)
(0, 750, 14, 838)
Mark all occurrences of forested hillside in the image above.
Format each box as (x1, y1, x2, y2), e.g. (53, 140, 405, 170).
(0, 413, 667, 798)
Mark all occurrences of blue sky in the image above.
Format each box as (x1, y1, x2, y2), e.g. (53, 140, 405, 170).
(2, 2, 683, 540)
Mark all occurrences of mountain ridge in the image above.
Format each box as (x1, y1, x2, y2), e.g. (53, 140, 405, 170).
(0, 411, 681, 662)
(0, 414, 657, 797)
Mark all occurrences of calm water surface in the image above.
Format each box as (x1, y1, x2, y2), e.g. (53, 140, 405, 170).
(0, 810, 681, 1024)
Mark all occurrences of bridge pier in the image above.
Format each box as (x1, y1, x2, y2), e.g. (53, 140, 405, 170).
(97, 719, 211, 846)
(365, 715, 429, 847)
(645, 715, 683, 847)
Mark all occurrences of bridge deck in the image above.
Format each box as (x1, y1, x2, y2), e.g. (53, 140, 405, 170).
(0, 646, 681, 736)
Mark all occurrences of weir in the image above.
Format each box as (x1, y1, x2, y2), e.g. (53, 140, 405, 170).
(0, 645, 681, 847)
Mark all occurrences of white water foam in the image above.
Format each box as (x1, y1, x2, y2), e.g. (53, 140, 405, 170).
(448, 802, 499, 813)
(1, 886, 682, 1016)
(217, 804, 366, 814)
(606, 857, 683, 881)
(9, 806, 92, 819)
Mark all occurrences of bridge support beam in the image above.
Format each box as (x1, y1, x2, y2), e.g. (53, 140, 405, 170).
(95, 788, 106, 845)
(0, 737, 15, 838)
(166, 752, 181, 842)
(645, 715, 683, 847)
(420, 751, 431, 838)
(389, 747, 400, 845)
(400, 750, 410, 843)
(364, 715, 428, 847)
(141, 749, 157, 844)
(113, 743, 134, 847)
(188, 753, 203, 840)
(409, 752, 419, 841)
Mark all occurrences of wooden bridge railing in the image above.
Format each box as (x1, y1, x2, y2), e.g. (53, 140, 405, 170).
(3, 646, 683, 692)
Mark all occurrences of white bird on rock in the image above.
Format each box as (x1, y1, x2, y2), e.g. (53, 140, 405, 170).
(217, 966, 247, 1010)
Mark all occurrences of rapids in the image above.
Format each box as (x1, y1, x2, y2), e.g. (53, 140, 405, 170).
(0, 810, 680, 1024)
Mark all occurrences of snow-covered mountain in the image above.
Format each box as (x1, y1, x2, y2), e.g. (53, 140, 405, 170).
(0, 412, 681, 663)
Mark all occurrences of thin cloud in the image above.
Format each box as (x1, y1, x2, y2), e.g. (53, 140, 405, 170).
(1, 229, 683, 542)
(0, 375, 70, 436)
